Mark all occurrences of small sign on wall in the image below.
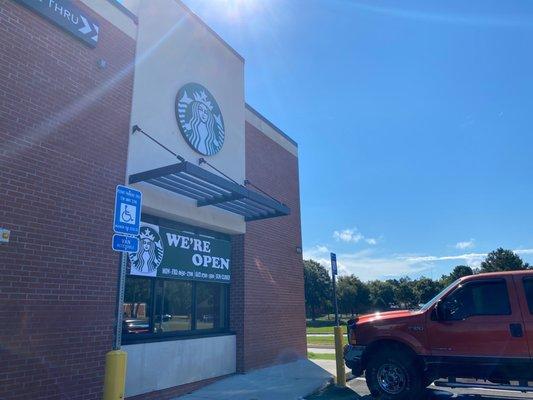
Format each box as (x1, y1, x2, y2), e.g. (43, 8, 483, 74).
(15, 0, 100, 48)
(0, 228, 10, 244)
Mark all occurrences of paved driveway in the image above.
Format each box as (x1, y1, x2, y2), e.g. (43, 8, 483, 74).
(309, 359, 531, 399)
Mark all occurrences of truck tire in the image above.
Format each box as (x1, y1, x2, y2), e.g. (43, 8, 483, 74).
(366, 349, 424, 400)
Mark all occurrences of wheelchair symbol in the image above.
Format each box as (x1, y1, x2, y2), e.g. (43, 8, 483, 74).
(119, 203, 137, 225)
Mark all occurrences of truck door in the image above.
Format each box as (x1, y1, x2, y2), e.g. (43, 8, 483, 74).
(426, 277, 529, 364)
(516, 275, 533, 358)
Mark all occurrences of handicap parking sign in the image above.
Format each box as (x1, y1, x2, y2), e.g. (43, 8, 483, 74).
(114, 185, 142, 236)
(120, 203, 137, 225)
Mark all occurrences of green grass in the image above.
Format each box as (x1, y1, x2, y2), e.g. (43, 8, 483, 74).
(308, 351, 336, 360)
(307, 326, 335, 334)
(307, 335, 335, 347)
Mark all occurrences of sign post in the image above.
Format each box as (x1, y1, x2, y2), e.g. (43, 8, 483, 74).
(331, 252, 346, 387)
(331, 252, 339, 326)
(112, 185, 142, 349)
(103, 186, 142, 400)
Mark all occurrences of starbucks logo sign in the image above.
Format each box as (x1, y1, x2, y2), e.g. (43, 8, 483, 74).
(175, 83, 225, 156)
(129, 225, 164, 277)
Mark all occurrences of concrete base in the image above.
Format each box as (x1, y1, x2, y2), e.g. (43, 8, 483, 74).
(174, 359, 333, 400)
(124, 335, 236, 397)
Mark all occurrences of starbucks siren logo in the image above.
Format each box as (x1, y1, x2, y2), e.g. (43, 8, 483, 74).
(129, 226, 164, 277)
(176, 83, 225, 156)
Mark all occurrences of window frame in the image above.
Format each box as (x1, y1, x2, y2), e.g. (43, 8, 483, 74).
(523, 277, 533, 315)
(441, 278, 512, 321)
(123, 277, 231, 344)
(122, 214, 233, 345)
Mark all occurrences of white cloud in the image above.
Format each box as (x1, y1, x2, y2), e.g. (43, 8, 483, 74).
(315, 245, 329, 253)
(455, 239, 475, 250)
(303, 246, 431, 280)
(303, 246, 533, 282)
(333, 228, 377, 245)
(401, 252, 487, 267)
(515, 249, 533, 256)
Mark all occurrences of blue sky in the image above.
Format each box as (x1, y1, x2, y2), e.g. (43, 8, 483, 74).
(182, 0, 533, 280)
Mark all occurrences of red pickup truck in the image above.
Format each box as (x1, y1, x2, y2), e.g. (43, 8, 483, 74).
(344, 270, 533, 399)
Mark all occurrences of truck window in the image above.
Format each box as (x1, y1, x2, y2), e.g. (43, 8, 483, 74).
(524, 278, 533, 314)
(443, 279, 511, 320)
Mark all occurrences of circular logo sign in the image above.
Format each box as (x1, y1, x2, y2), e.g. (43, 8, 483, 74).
(129, 226, 164, 277)
(175, 83, 225, 156)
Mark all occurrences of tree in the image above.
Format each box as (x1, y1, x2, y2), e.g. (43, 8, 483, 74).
(479, 248, 531, 273)
(412, 277, 443, 304)
(303, 259, 332, 320)
(337, 275, 370, 316)
(367, 280, 395, 311)
(440, 265, 474, 287)
(389, 277, 418, 309)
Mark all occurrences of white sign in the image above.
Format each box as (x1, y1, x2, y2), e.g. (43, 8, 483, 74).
(119, 203, 137, 225)
(0, 228, 10, 243)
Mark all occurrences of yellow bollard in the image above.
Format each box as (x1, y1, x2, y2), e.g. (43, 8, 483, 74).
(334, 326, 346, 387)
(103, 350, 127, 400)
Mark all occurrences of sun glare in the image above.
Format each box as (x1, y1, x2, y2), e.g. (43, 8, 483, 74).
(210, 0, 260, 21)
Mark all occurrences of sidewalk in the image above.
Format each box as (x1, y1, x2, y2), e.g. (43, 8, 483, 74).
(175, 359, 333, 400)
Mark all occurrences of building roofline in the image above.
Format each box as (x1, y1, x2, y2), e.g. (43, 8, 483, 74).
(245, 103, 298, 147)
(174, 0, 244, 62)
(108, 1, 244, 63)
(106, 0, 139, 23)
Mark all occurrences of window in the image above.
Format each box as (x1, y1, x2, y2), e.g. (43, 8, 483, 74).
(155, 280, 192, 333)
(123, 277, 152, 334)
(442, 280, 511, 321)
(196, 282, 227, 330)
(123, 276, 229, 341)
(524, 278, 533, 314)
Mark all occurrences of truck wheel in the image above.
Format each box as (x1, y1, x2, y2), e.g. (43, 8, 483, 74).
(366, 350, 424, 400)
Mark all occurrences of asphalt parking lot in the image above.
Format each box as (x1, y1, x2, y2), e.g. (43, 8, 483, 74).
(308, 358, 531, 399)
(307, 377, 532, 399)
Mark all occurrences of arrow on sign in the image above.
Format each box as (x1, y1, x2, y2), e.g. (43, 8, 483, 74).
(79, 15, 91, 34)
(92, 24, 99, 42)
(79, 15, 99, 43)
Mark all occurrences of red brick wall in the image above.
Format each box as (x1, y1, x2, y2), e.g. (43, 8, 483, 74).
(0, 1, 136, 399)
(229, 234, 246, 371)
(236, 121, 307, 372)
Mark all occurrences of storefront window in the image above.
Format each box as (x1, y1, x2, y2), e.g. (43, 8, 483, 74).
(123, 276, 229, 342)
(123, 277, 152, 335)
(196, 282, 227, 330)
(155, 280, 192, 333)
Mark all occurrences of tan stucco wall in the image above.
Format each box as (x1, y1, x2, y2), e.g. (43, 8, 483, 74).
(126, 0, 246, 234)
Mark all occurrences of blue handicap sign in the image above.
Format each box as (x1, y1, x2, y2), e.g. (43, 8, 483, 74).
(112, 234, 139, 253)
(330, 252, 337, 275)
(114, 185, 142, 235)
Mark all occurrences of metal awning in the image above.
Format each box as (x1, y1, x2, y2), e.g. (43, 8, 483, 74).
(128, 162, 290, 222)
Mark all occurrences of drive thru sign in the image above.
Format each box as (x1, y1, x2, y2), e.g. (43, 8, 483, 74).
(112, 185, 142, 252)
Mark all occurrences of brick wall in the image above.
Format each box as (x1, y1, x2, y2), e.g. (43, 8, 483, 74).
(0, 1, 136, 399)
(237, 121, 307, 372)
(229, 234, 246, 371)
